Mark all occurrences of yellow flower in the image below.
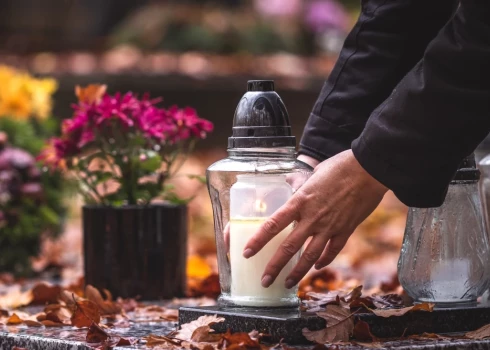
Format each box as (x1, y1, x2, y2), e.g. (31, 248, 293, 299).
(0, 65, 58, 120)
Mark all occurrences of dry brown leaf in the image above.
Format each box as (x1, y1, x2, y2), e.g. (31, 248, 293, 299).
(369, 302, 434, 318)
(86, 322, 109, 343)
(7, 313, 24, 325)
(0, 309, 9, 317)
(218, 330, 262, 349)
(41, 320, 66, 327)
(304, 286, 363, 312)
(143, 334, 182, 347)
(116, 337, 138, 346)
(409, 332, 451, 340)
(353, 320, 377, 342)
(23, 320, 43, 327)
(30, 283, 62, 305)
(302, 305, 354, 343)
(177, 315, 225, 341)
(0, 287, 33, 309)
(191, 325, 221, 343)
(36, 313, 47, 321)
(352, 341, 383, 348)
(117, 297, 139, 312)
(161, 308, 179, 321)
(46, 306, 72, 324)
(466, 324, 490, 339)
(85, 285, 121, 315)
(71, 299, 101, 327)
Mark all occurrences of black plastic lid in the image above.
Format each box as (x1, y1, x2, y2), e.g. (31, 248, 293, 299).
(451, 154, 480, 183)
(227, 80, 296, 149)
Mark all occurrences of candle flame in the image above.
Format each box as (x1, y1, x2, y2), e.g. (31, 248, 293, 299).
(254, 199, 267, 213)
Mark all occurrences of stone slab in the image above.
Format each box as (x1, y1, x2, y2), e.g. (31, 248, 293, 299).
(179, 305, 490, 346)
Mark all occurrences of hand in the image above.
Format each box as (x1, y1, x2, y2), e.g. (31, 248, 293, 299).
(243, 150, 388, 289)
(297, 154, 321, 169)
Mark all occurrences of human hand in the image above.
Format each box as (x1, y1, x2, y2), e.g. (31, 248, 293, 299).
(243, 150, 388, 289)
(297, 154, 320, 169)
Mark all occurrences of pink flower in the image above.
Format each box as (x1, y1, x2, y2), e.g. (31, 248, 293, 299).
(37, 138, 78, 170)
(167, 106, 214, 142)
(95, 92, 141, 127)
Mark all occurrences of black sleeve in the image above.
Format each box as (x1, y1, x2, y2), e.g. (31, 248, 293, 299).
(352, 0, 490, 208)
(299, 0, 454, 161)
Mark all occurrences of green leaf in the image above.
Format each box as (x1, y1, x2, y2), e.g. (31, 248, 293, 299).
(91, 171, 114, 184)
(186, 174, 207, 184)
(38, 205, 60, 226)
(140, 151, 162, 172)
(164, 191, 194, 205)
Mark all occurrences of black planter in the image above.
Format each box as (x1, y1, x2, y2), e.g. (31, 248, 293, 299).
(83, 204, 187, 300)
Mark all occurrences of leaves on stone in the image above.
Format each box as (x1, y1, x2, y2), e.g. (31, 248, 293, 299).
(85, 285, 121, 315)
(29, 283, 62, 305)
(368, 302, 434, 318)
(177, 314, 225, 341)
(86, 322, 109, 343)
(71, 298, 101, 327)
(466, 324, 490, 339)
(218, 330, 262, 349)
(353, 320, 377, 342)
(304, 285, 363, 312)
(302, 305, 354, 343)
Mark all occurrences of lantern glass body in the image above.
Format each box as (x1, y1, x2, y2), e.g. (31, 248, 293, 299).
(207, 147, 312, 307)
(398, 181, 490, 307)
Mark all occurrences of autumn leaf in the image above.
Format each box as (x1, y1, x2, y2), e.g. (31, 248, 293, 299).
(29, 283, 62, 305)
(116, 337, 138, 346)
(409, 332, 451, 340)
(353, 320, 377, 342)
(304, 286, 363, 312)
(86, 322, 109, 343)
(85, 285, 121, 315)
(0, 309, 9, 317)
(466, 324, 490, 339)
(0, 287, 33, 309)
(218, 330, 262, 349)
(117, 297, 139, 312)
(369, 302, 434, 318)
(45, 305, 72, 324)
(143, 334, 182, 347)
(75, 84, 107, 104)
(71, 299, 101, 327)
(191, 325, 222, 342)
(177, 314, 225, 341)
(7, 313, 24, 325)
(302, 305, 354, 343)
(41, 319, 66, 327)
(23, 320, 43, 327)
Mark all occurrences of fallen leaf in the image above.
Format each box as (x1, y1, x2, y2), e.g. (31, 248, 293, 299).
(188, 274, 221, 299)
(218, 330, 261, 349)
(353, 320, 377, 342)
(161, 308, 179, 321)
(36, 313, 47, 321)
(466, 324, 490, 339)
(23, 320, 43, 327)
(191, 325, 221, 342)
(71, 299, 101, 327)
(86, 322, 109, 343)
(30, 283, 62, 305)
(143, 334, 181, 347)
(370, 294, 406, 309)
(177, 314, 225, 341)
(409, 332, 451, 340)
(369, 303, 434, 318)
(302, 305, 354, 343)
(117, 297, 139, 312)
(41, 320, 66, 327)
(352, 341, 383, 348)
(304, 286, 363, 312)
(0, 287, 33, 309)
(117, 337, 138, 346)
(85, 285, 121, 315)
(0, 309, 8, 317)
(45, 305, 72, 324)
(7, 313, 24, 325)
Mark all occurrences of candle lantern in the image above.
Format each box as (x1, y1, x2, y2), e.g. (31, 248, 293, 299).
(207, 80, 313, 307)
(398, 154, 490, 307)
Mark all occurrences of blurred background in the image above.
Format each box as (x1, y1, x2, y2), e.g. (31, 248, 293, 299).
(0, 0, 407, 295)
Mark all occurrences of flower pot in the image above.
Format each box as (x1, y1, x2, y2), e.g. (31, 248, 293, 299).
(83, 204, 187, 300)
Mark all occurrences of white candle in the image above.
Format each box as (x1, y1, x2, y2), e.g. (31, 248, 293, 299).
(230, 218, 298, 307)
(427, 259, 471, 302)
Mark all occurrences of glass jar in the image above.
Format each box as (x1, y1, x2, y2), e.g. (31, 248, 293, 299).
(206, 80, 313, 307)
(398, 155, 490, 307)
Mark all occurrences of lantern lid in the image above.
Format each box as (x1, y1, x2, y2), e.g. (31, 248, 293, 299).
(227, 80, 296, 149)
(452, 153, 480, 183)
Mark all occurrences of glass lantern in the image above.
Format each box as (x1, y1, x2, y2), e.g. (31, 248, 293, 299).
(207, 80, 312, 307)
(398, 155, 490, 307)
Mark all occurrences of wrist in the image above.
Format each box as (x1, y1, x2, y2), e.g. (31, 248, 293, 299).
(347, 150, 388, 195)
(297, 154, 321, 169)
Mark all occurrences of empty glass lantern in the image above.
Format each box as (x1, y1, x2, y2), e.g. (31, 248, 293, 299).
(207, 80, 312, 307)
(398, 155, 490, 307)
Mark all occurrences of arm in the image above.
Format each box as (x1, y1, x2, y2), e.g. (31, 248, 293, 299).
(352, 0, 490, 207)
(299, 0, 455, 163)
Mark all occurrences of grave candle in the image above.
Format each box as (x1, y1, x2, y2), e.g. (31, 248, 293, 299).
(229, 174, 300, 307)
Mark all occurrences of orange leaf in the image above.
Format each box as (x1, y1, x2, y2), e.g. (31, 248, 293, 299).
(41, 320, 66, 327)
(85, 285, 121, 315)
(86, 322, 109, 343)
(29, 283, 62, 305)
(466, 324, 490, 339)
(218, 330, 261, 349)
(7, 313, 24, 325)
(187, 255, 212, 278)
(369, 302, 434, 318)
(177, 314, 225, 341)
(23, 320, 43, 327)
(143, 334, 181, 347)
(191, 325, 222, 342)
(75, 84, 107, 104)
(71, 299, 101, 327)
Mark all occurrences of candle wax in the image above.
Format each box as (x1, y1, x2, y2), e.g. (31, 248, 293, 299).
(230, 218, 298, 307)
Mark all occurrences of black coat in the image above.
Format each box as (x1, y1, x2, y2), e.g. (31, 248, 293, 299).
(299, 0, 490, 207)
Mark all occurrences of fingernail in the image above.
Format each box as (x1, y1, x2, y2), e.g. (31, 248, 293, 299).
(285, 279, 295, 289)
(261, 275, 273, 288)
(243, 248, 254, 259)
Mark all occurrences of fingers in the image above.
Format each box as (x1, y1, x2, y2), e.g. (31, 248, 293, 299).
(284, 235, 327, 289)
(314, 236, 348, 270)
(260, 222, 310, 288)
(243, 195, 301, 259)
